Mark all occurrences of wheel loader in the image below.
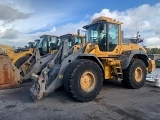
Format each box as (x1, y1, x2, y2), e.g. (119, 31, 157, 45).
(30, 16, 155, 102)
(0, 40, 40, 68)
(20, 35, 59, 82)
(13, 41, 38, 68)
(20, 34, 85, 83)
(15, 39, 40, 53)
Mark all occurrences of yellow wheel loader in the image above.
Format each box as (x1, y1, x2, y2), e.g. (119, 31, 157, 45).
(30, 16, 155, 102)
(14, 40, 40, 68)
(0, 40, 40, 68)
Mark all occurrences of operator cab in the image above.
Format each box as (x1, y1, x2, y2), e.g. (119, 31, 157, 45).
(17, 42, 35, 52)
(28, 42, 35, 48)
(38, 35, 59, 56)
(60, 34, 83, 48)
(83, 16, 122, 52)
(34, 39, 40, 48)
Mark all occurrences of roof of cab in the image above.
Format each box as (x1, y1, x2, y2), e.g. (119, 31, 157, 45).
(92, 16, 123, 25)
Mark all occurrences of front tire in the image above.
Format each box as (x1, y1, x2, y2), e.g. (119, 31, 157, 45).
(63, 59, 103, 102)
(15, 56, 30, 68)
(122, 59, 147, 89)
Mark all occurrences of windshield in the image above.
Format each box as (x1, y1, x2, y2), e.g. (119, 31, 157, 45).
(39, 36, 57, 48)
(38, 36, 58, 55)
(34, 40, 40, 48)
(28, 42, 34, 48)
(60, 36, 72, 47)
(39, 36, 47, 50)
(86, 23, 100, 43)
(61, 35, 82, 48)
(49, 36, 57, 46)
(84, 22, 119, 51)
(74, 37, 82, 45)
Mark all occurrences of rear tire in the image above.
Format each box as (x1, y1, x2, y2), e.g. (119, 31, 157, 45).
(63, 59, 103, 102)
(122, 59, 147, 89)
(15, 56, 30, 68)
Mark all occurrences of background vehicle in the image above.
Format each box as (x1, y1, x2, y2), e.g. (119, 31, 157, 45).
(0, 40, 40, 68)
(30, 16, 155, 102)
(20, 35, 59, 82)
(13, 41, 38, 68)
(20, 34, 85, 82)
(60, 34, 85, 47)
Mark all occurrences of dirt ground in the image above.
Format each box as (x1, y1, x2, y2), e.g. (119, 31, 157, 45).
(0, 80, 160, 120)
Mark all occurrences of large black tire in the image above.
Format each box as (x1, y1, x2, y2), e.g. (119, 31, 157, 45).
(121, 59, 147, 89)
(63, 59, 103, 102)
(15, 56, 30, 68)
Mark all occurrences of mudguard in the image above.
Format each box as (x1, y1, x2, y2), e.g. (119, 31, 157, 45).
(119, 50, 148, 69)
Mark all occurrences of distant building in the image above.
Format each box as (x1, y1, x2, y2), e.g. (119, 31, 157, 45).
(156, 59, 160, 68)
(148, 54, 160, 60)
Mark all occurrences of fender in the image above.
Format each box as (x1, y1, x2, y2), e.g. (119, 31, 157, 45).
(77, 54, 104, 70)
(119, 50, 149, 69)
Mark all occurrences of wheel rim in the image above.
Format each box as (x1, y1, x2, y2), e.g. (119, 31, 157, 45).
(134, 67, 143, 82)
(80, 71, 96, 92)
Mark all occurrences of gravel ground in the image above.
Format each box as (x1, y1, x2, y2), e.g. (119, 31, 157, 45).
(0, 80, 160, 120)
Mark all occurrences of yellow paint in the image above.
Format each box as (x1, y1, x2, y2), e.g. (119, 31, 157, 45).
(134, 67, 143, 82)
(104, 65, 112, 79)
(147, 60, 156, 73)
(80, 71, 96, 92)
(11, 48, 34, 64)
(0, 44, 34, 65)
(83, 16, 155, 79)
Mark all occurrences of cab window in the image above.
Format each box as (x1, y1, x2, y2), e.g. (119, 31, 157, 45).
(74, 37, 82, 45)
(108, 23, 118, 51)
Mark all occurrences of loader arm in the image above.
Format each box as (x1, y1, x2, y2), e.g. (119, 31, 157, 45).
(19, 35, 59, 82)
(30, 40, 86, 100)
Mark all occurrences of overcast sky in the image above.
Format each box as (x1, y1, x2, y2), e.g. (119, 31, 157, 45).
(0, 0, 160, 48)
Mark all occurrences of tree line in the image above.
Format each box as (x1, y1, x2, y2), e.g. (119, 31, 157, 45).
(144, 47, 160, 54)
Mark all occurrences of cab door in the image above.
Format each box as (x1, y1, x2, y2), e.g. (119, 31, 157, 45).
(98, 23, 119, 52)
